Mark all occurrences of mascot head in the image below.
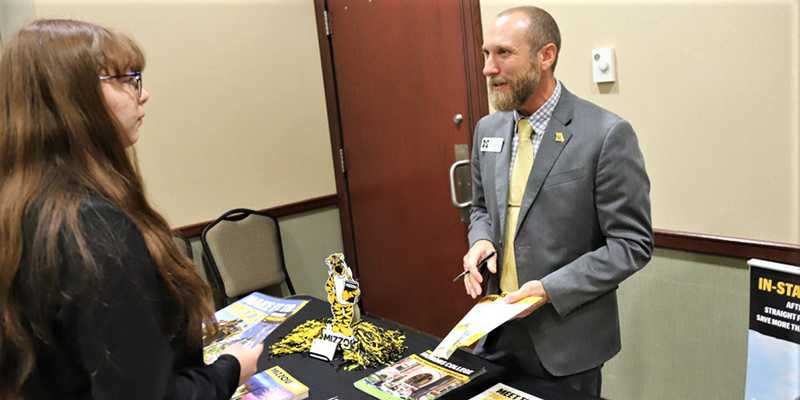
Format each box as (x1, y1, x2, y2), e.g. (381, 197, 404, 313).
(326, 253, 348, 277)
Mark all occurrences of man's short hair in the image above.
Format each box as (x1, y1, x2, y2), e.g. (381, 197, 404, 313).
(498, 6, 561, 71)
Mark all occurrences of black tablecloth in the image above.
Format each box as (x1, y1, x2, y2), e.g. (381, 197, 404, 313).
(258, 296, 601, 400)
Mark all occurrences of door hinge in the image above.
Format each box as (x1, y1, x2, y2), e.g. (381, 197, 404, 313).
(324, 11, 331, 36)
(339, 148, 346, 173)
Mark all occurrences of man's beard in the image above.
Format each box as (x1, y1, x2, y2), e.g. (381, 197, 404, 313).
(488, 62, 541, 112)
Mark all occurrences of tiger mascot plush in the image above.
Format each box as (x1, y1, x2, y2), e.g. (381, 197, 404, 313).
(325, 253, 360, 336)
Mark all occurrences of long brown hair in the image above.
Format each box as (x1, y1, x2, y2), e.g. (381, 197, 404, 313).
(0, 19, 216, 399)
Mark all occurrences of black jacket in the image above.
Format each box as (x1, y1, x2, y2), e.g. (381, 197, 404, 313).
(20, 196, 239, 399)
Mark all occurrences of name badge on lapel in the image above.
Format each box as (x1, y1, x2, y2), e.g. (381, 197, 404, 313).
(480, 137, 504, 153)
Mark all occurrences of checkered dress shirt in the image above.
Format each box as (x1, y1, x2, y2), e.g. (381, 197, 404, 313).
(509, 80, 562, 178)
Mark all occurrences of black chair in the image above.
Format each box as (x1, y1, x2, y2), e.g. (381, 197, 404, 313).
(201, 208, 295, 308)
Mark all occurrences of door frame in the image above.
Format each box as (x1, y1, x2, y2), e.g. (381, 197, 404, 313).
(312, 0, 489, 278)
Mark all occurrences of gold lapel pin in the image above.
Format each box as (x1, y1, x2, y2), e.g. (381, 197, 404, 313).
(555, 132, 564, 142)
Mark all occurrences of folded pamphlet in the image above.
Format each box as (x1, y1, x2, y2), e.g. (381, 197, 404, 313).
(433, 293, 541, 359)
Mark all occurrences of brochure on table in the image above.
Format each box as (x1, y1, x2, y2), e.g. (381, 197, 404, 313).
(469, 382, 543, 400)
(232, 365, 309, 400)
(354, 350, 486, 400)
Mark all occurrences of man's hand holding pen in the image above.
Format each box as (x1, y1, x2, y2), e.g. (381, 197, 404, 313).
(460, 240, 497, 299)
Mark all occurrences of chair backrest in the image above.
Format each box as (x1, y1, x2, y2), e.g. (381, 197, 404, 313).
(172, 232, 193, 260)
(173, 232, 219, 293)
(201, 208, 295, 305)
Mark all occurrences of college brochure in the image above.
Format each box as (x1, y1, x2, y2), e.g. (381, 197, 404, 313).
(232, 365, 309, 400)
(354, 350, 485, 400)
(203, 292, 308, 364)
(468, 383, 542, 400)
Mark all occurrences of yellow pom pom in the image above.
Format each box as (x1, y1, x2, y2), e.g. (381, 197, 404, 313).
(268, 318, 407, 371)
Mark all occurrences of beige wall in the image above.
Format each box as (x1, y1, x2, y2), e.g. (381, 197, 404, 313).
(0, 0, 34, 50)
(276, 206, 345, 300)
(29, 0, 336, 227)
(10, 0, 797, 243)
(480, 0, 800, 244)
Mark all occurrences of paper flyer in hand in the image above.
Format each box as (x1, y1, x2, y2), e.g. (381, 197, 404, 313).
(203, 292, 308, 364)
(432, 293, 541, 359)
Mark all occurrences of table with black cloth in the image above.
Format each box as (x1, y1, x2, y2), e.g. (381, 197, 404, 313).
(258, 296, 602, 400)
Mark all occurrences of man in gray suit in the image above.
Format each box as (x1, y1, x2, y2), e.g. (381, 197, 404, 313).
(461, 6, 653, 396)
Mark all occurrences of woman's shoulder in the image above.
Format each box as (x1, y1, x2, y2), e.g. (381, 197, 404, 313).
(78, 195, 137, 233)
(79, 195, 132, 222)
(76, 195, 147, 256)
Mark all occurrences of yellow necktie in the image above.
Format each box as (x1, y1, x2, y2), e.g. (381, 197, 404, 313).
(501, 119, 534, 292)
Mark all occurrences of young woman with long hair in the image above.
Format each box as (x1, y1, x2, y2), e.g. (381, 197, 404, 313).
(0, 19, 262, 399)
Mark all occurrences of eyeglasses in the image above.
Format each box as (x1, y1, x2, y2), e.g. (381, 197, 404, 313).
(99, 71, 143, 98)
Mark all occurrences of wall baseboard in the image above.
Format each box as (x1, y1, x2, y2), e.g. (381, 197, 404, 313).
(174, 194, 337, 238)
(173, 194, 799, 265)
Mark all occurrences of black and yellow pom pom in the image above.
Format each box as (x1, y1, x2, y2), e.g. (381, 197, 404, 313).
(269, 318, 407, 371)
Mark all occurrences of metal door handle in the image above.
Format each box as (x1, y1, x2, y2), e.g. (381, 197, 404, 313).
(449, 159, 471, 209)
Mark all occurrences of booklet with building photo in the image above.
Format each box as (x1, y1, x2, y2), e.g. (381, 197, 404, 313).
(354, 350, 485, 400)
(432, 293, 542, 359)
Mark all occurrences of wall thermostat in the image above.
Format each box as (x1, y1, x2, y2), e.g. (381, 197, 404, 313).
(592, 48, 616, 83)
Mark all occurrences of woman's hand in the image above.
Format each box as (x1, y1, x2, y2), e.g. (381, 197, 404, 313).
(221, 342, 265, 386)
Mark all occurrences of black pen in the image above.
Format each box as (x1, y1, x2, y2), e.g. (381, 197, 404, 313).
(452, 250, 497, 282)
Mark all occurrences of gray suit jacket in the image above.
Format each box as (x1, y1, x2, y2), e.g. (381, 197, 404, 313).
(468, 86, 653, 376)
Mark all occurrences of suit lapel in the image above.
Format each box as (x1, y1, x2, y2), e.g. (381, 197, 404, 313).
(494, 115, 515, 237)
(516, 88, 575, 236)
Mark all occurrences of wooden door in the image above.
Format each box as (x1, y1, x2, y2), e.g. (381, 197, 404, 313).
(316, 0, 487, 337)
